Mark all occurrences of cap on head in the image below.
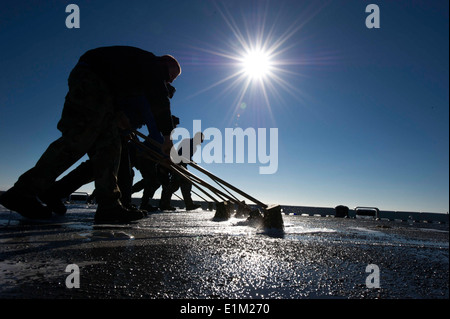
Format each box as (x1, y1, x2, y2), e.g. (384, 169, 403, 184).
(161, 55, 181, 83)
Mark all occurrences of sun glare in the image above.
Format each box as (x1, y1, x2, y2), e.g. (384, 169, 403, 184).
(186, 1, 326, 120)
(241, 50, 272, 80)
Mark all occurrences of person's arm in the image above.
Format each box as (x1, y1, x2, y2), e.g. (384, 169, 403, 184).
(138, 98, 173, 157)
(146, 79, 175, 156)
(147, 81, 174, 136)
(161, 135, 173, 156)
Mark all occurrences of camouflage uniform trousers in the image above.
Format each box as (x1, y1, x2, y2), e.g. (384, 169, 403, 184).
(14, 65, 122, 209)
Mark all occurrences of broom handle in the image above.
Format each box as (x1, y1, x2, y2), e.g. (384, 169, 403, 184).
(133, 130, 268, 209)
(129, 137, 221, 203)
(130, 137, 239, 205)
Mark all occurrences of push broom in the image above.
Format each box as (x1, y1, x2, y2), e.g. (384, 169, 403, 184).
(130, 130, 284, 230)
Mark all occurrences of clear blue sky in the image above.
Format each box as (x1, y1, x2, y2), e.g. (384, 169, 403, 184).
(0, 0, 448, 213)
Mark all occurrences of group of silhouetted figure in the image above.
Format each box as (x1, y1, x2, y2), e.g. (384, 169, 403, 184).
(0, 46, 203, 223)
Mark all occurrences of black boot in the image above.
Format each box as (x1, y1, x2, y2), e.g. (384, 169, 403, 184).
(140, 203, 159, 212)
(186, 203, 201, 211)
(159, 204, 176, 211)
(123, 203, 148, 217)
(39, 192, 67, 215)
(0, 187, 52, 219)
(94, 203, 144, 223)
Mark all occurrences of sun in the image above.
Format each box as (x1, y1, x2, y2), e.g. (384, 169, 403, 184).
(185, 1, 326, 115)
(241, 49, 272, 80)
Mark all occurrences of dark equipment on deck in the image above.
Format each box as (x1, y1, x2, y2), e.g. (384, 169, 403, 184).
(130, 130, 283, 230)
(335, 205, 349, 218)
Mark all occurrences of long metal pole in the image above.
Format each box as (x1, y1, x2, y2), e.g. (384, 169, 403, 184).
(133, 130, 268, 209)
(130, 137, 238, 205)
(129, 139, 221, 203)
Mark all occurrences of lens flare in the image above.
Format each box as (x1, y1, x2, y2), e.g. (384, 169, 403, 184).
(241, 49, 272, 80)
(184, 1, 329, 126)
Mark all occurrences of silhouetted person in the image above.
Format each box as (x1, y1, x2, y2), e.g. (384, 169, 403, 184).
(159, 132, 205, 210)
(0, 46, 181, 223)
(39, 136, 136, 216)
(132, 115, 180, 211)
(39, 91, 178, 216)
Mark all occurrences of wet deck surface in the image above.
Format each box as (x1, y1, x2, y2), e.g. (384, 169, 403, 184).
(0, 204, 448, 300)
